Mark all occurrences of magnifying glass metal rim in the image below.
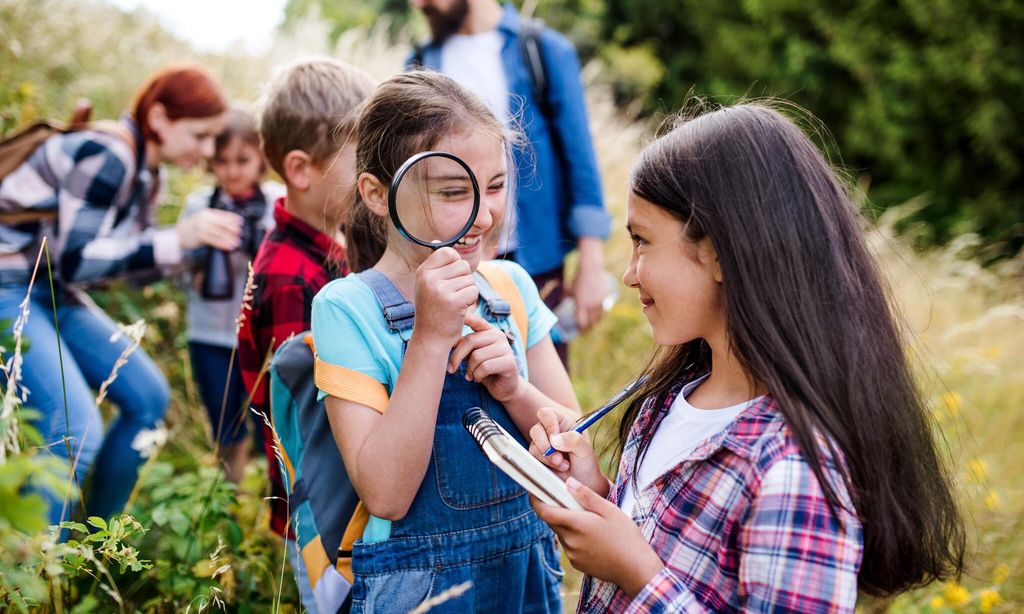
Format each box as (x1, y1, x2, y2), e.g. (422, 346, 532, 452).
(387, 150, 481, 249)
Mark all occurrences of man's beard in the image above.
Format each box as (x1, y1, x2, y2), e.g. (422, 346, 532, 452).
(423, 0, 470, 43)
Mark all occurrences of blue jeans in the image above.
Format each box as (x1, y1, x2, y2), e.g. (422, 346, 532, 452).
(189, 341, 260, 448)
(0, 283, 169, 526)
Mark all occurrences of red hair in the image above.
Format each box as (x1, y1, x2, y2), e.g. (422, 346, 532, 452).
(132, 64, 228, 143)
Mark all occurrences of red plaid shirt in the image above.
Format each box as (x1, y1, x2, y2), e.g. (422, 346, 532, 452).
(579, 380, 863, 613)
(237, 198, 346, 537)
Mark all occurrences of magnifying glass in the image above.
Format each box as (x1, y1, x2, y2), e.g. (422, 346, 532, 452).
(388, 151, 481, 249)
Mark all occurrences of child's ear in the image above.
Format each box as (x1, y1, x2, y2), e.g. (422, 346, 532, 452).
(697, 237, 723, 283)
(283, 150, 313, 191)
(357, 172, 388, 216)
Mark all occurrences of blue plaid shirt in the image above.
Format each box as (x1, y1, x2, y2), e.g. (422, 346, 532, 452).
(0, 117, 180, 286)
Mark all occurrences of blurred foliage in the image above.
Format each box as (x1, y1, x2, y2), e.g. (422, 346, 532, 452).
(597, 0, 1024, 256)
(289, 0, 1024, 257)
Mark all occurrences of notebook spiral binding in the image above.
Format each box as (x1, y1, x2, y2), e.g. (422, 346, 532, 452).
(463, 406, 504, 445)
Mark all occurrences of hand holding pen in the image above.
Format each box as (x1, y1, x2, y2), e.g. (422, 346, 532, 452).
(542, 375, 648, 457)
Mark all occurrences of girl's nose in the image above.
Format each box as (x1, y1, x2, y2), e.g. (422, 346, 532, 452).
(623, 259, 639, 288)
(474, 195, 497, 230)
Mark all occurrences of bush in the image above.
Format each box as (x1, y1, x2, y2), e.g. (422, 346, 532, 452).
(598, 0, 1024, 255)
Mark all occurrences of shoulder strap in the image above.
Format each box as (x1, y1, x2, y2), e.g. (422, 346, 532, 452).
(519, 17, 549, 117)
(476, 261, 529, 345)
(411, 42, 427, 69)
(89, 119, 137, 156)
(356, 269, 416, 333)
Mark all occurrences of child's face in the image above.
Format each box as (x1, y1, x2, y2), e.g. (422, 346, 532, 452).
(210, 137, 264, 196)
(623, 193, 725, 347)
(309, 144, 358, 229)
(391, 130, 507, 270)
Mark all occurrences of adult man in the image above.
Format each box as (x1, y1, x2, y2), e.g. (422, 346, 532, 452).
(410, 0, 610, 364)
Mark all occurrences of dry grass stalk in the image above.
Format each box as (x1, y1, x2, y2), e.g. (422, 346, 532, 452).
(0, 238, 51, 462)
(407, 581, 473, 614)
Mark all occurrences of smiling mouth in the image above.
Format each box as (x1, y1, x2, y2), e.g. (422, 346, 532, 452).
(455, 235, 481, 249)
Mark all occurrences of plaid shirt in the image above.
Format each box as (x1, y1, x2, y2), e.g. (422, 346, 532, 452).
(0, 117, 178, 285)
(579, 380, 862, 613)
(237, 198, 346, 537)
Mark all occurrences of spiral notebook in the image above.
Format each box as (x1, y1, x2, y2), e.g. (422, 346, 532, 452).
(462, 407, 583, 511)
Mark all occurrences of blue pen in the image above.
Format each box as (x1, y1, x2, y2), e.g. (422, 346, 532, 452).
(543, 375, 649, 456)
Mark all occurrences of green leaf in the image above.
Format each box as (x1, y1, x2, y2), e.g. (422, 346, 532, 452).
(70, 594, 99, 614)
(86, 516, 107, 530)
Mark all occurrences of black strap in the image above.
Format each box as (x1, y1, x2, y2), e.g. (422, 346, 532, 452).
(519, 17, 549, 116)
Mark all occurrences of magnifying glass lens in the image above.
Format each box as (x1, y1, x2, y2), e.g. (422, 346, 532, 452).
(391, 153, 478, 248)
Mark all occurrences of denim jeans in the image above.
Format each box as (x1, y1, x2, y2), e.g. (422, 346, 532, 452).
(188, 340, 260, 448)
(0, 283, 169, 526)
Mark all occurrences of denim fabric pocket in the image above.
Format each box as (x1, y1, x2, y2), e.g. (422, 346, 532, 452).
(539, 536, 567, 613)
(351, 569, 434, 614)
(433, 420, 526, 510)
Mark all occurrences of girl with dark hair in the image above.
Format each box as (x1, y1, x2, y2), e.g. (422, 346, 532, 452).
(0, 64, 240, 528)
(530, 103, 965, 612)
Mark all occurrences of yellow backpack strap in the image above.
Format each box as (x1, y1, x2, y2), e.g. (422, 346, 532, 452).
(335, 502, 370, 582)
(477, 261, 529, 344)
(313, 357, 389, 414)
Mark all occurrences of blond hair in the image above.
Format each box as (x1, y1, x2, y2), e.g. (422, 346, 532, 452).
(257, 57, 375, 177)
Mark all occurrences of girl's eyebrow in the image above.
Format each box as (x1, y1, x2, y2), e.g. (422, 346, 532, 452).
(426, 174, 472, 183)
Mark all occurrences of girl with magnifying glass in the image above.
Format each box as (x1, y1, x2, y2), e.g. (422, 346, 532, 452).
(311, 72, 580, 613)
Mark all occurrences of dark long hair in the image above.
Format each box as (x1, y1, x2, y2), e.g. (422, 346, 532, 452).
(621, 102, 965, 596)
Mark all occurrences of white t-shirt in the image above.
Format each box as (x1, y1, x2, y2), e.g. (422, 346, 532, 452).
(440, 31, 519, 253)
(618, 375, 763, 516)
(440, 31, 510, 123)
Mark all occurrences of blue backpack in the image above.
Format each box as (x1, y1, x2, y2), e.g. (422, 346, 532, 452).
(269, 332, 358, 613)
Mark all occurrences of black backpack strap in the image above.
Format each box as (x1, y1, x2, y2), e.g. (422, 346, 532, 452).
(411, 42, 428, 69)
(519, 17, 549, 117)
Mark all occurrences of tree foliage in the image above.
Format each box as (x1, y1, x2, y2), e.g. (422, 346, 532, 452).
(289, 0, 1024, 253)
(600, 0, 1024, 253)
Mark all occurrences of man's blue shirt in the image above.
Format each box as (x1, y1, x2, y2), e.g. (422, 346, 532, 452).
(409, 4, 610, 276)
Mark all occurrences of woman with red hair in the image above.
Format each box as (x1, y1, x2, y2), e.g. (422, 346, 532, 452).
(0, 64, 241, 528)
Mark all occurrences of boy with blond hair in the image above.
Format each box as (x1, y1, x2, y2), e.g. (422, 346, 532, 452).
(236, 58, 374, 613)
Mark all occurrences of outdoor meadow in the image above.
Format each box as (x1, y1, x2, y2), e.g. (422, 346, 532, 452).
(1, 0, 1022, 611)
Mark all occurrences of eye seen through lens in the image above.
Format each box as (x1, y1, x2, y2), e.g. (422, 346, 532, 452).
(389, 151, 480, 249)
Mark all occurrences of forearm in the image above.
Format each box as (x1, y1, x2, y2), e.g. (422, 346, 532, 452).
(351, 333, 449, 519)
(501, 380, 579, 440)
(576, 236, 604, 273)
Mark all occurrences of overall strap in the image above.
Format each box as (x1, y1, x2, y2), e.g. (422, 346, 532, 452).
(357, 269, 415, 333)
(473, 271, 512, 323)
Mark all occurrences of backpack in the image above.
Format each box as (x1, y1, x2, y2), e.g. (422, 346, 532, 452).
(0, 102, 136, 225)
(268, 262, 529, 613)
(411, 17, 550, 117)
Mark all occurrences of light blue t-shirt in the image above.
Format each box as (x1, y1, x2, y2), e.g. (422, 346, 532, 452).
(310, 259, 557, 543)
(312, 259, 556, 399)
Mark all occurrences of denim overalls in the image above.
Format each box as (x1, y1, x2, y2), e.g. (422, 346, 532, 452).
(349, 269, 564, 614)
